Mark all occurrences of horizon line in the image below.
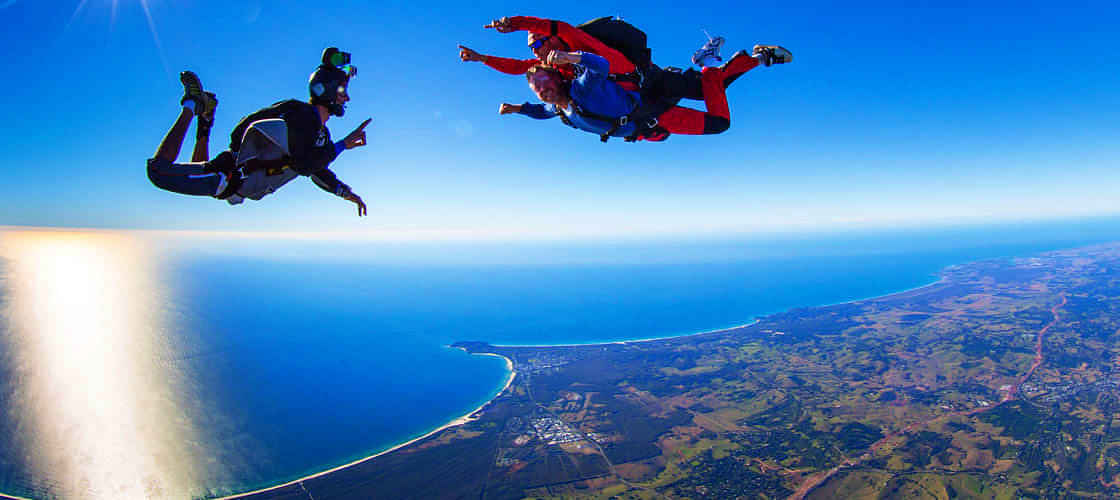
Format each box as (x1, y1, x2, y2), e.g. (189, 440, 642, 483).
(2, 212, 1119, 243)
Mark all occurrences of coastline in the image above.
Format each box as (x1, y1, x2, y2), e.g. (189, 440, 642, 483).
(216, 267, 956, 499)
(0, 232, 1114, 500)
(489, 320, 760, 349)
(815, 276, 946, 309)
(490, 274, 950, 349)
(217, 350, 516, 500)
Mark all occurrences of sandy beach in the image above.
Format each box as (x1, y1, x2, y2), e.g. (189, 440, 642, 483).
(485, 277, 950, 350)
(216, 276, 951, 499)
(218, 350, 516, 499)
(490, 321, 761, 349)
(6, 272, 953, 500)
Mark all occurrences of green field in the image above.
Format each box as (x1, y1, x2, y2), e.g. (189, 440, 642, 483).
(242, 245, 1120, 499)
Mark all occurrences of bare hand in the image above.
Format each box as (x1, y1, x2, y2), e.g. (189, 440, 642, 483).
(344, 118, 372, 149)
(499, 103, 521, 115)
(346, 193, 367, 217)
(458, 44, 487, 63)
(485, 16, 515, 33)
(546, 50, 579, 66)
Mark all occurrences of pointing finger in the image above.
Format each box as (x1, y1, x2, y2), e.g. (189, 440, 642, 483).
(357, 118, 372, 131)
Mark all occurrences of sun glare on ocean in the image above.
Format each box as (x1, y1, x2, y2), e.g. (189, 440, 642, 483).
(0, 230, 208, 499)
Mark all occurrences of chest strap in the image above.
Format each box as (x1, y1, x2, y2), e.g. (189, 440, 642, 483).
(567, 91, 652, 143)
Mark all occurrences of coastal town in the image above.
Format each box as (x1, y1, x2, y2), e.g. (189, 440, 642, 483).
(234, 245, 1120, 499)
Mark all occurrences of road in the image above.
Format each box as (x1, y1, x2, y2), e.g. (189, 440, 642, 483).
(790, 293, 1067, 500)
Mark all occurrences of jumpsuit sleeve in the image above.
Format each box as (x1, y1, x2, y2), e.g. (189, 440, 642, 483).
(484, 56, 540, 75)
(508, 15, 556, 36)
(576, 52, 610, 83)
(517, 103, 560, 120)
(310, 168, 353, 198)
(509, 16, 636, 74)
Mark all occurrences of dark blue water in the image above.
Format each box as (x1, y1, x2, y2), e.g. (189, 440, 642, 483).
(4, 217, 1120, 496)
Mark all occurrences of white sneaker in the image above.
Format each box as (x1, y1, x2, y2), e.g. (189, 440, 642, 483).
(692, 35, 725, 68)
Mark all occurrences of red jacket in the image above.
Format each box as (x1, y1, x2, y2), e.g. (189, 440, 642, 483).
(484, 16, 637, 80)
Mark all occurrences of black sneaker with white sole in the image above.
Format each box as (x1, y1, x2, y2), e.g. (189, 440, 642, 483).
(179, 71, 218, 122)
(752, 45, 793, 67)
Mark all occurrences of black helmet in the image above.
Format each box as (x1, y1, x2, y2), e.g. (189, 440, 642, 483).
(309, 47, 356, 117)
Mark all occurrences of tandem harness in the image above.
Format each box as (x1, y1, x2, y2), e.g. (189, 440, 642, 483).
(559, 90, 678, 143)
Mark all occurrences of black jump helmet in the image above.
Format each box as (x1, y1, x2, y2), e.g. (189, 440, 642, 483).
(309, 47, 357, 117)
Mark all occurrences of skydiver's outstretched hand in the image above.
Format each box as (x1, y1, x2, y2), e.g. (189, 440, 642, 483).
(343, 118, 372, 149)
(546, 50, 581, 66)
(458, 45, 487, 63)
(499, 103, 522, 115)
(345, 193, 367, 217)
(485, 17, 515, 33)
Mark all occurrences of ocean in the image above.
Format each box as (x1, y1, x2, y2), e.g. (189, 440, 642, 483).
(1, 217, 1119, 498)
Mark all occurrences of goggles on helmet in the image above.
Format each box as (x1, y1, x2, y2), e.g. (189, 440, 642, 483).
(323, 48, 358, 79)
(529, 36, 551, 50)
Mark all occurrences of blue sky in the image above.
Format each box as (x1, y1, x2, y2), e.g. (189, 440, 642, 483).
(1, 1, 1118, 240)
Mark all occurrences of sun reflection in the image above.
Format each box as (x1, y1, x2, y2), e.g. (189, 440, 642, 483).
(0, 230, 206, 498)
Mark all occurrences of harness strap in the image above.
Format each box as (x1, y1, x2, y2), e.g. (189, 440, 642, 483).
(568, 101, 627, 142)
(600, 115, 627, 142)
(608, 72, 642, 85)
(241, 158, 290, 175)
(568, 89, 644, 143)
(214, 172, 245, 200)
